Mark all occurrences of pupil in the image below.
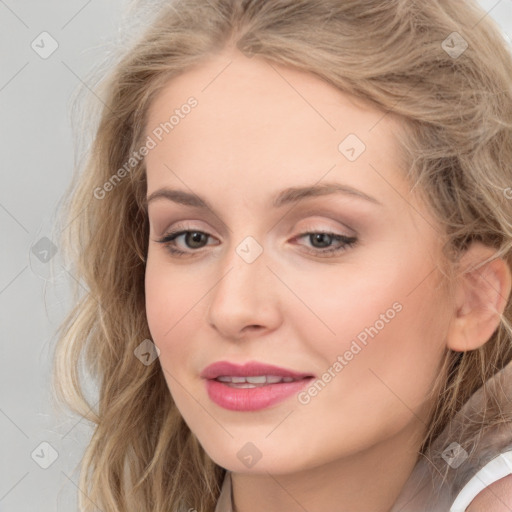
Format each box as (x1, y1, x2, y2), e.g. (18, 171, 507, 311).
(187, 232, 206, 248)
(312, 233, 331, 248)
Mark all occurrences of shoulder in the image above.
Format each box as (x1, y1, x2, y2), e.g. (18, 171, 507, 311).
(466, 474, 512, 511)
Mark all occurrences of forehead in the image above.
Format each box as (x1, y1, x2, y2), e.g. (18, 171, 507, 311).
(143, 49, 408, 202)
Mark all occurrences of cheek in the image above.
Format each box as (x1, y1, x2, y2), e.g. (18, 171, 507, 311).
(287, 271, 449, 460)
(144, 257, 198, 356)
(145, 260, 173, 342)
(287, 253, 448, 357)
(144, 260, 205, 416)
(295, 259, 450, 412)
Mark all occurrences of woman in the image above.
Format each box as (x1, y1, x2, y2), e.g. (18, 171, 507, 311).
(53, 0, 512, 510)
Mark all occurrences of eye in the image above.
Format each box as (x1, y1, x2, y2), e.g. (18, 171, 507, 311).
(154, 228, 358, 258)
(292, 231, 357, 257)
(155, 229, 217, 257)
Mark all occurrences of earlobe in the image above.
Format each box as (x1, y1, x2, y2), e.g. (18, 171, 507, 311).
(446, 242, 512, 353)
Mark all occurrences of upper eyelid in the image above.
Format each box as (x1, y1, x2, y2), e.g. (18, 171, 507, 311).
(159, 220, 354, 236)
(153, 213, 357, 234)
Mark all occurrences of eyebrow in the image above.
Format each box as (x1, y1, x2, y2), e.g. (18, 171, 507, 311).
(145, 182, 382, 210)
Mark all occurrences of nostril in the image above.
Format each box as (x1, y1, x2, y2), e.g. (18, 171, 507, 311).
(244, 325, 263, 331)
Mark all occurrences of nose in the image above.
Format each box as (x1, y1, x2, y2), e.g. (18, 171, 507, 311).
(207, 242, 283, 340)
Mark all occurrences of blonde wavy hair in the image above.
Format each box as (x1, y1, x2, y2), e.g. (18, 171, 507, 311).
(52, 0, 512, 510)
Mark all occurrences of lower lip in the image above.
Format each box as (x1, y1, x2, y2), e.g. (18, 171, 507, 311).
(204, 378, 314, 411)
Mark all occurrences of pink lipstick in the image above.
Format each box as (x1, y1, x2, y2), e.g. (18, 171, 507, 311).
(200, 361, 315, 411)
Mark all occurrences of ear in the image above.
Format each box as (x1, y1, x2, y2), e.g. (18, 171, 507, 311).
(446, 241, 512, 352)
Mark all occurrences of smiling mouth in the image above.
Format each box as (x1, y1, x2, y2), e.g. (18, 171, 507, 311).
(214, 375, 308, 388)
(204, 375, 315, 411)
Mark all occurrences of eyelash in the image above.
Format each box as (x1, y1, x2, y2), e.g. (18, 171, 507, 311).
(155, 227, 358, 258)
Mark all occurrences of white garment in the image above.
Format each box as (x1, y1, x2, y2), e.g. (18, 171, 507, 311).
(450, 450, 512, 511)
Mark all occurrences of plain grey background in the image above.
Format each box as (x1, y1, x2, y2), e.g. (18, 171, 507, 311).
(1, 1, 511, 511)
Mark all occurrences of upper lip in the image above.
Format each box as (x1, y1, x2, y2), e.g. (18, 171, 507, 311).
(200, 361, 315, 380)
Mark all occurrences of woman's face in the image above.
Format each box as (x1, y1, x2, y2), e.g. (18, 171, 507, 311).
(144, 49, 453, 474)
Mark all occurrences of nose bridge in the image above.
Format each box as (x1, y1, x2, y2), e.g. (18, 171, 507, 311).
(213, 234, 270, 306)
(207, 233, 281, 335)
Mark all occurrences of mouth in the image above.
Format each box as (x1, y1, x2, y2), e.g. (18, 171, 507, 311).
(200, 361, 316, 411)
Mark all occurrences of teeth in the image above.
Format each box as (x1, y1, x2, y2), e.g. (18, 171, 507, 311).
(215, 375, 299, 384)
(217, 376, 234, 383)
(246, 376, 267, 384)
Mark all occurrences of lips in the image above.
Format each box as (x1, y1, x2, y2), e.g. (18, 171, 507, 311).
(200, 361, 315, 411)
